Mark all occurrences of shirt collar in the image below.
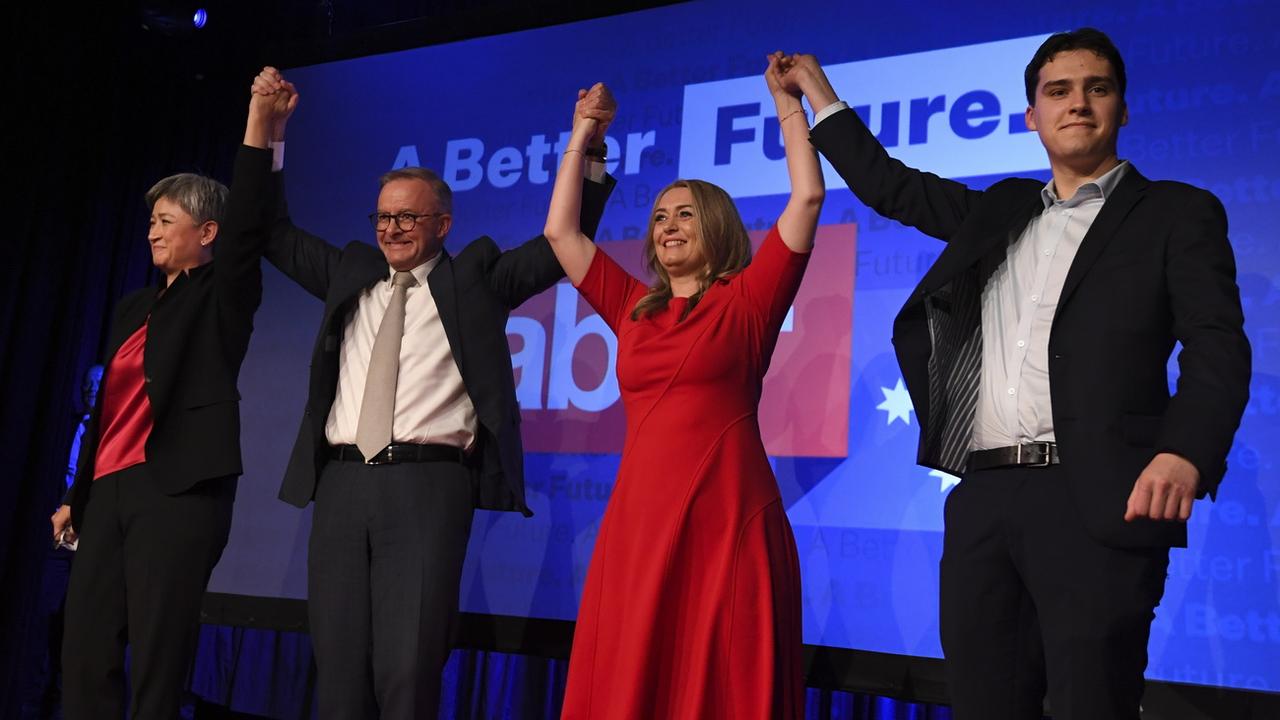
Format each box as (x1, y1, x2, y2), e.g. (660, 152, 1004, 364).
(1041, 160, 1131, 209)
(386, 252, 441, 287)
(158, 260, 213, 290)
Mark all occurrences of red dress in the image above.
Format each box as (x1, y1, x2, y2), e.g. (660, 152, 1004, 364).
(561, 226, 809, 719)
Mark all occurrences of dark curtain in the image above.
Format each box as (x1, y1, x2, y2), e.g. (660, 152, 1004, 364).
(0, 6, 256, 717)
(187, 626, 953, 720)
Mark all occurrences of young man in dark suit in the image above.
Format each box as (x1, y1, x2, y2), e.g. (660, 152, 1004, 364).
(779, 29, 1250, 720)
(249, 69, 616, 718)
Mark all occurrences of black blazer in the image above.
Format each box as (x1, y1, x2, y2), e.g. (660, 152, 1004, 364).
(67, 146, 272, 530)
(811, 108, 1250, 548)
(262, 162, 615, 515)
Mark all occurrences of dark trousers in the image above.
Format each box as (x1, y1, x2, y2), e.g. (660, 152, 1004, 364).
(939, 465, 1170, 720)
(62, 464, 235, 720)
(308, 458, 475, 720)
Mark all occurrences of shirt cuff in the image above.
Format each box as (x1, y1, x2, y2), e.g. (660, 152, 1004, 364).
(585, 158, 606, 184)
(269, 141, 285, 172)
(813, 101, 849, 127)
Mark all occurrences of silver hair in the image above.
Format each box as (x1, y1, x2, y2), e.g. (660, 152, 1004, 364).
(145, 173, 229, 224)
(378, 167, 453, 213)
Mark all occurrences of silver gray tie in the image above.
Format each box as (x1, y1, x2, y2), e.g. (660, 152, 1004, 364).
(356, 271, 417, 462)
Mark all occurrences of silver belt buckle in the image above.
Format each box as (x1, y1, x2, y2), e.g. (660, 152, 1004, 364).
(1020, 442, 1052, 467)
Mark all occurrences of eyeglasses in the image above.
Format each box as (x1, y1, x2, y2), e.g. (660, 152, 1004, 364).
(368, 211, 445, 232)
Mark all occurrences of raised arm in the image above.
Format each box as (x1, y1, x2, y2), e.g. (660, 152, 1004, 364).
(780, 53, 980, 241)
(245, 68, 297, 150)
(213, 69, 301, 358)
(248, 68, 342, 300)
(782, 53, 840, 113)
(543, 83, 615, 285)
(767, 52, 824, 253)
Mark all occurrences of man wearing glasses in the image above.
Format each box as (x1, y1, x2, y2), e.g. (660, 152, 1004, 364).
(251, 69, 616, 718)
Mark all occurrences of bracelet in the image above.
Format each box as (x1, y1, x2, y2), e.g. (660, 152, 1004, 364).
(779, 108, 808, 125)
(563, 148, 585, 157)
(584, 145, 607, 160)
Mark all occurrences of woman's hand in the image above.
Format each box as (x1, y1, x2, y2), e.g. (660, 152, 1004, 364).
(51, 504, 76, 547)
(765, 51, 802, 101)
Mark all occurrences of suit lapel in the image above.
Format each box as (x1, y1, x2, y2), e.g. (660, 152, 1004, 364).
(329, 247, 387, 315)
(1057, 168, 1148, 312)
(320, 245, 388, 348)
(427, 250, 465, 374)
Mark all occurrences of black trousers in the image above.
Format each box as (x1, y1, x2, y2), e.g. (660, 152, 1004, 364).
(939, 465, 1170, 720)
(62, 464, 235, 720)
(308, 458, 475, 720)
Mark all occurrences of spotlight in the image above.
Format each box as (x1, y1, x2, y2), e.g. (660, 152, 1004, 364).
(139, 4, 211, 36)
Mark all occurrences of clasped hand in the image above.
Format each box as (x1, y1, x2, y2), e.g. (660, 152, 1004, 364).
(573, 82, 616, 149)
(248, 66, 299, 141)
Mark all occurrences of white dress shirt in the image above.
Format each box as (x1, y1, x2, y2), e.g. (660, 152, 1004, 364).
(810, 103, 1130, 450)
(324, 257, 478, 449)
(971, 161, 1131, 450)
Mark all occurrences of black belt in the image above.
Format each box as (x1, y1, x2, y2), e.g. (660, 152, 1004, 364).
(328, 443, 465, 465)
(967, 442, 1059, 471)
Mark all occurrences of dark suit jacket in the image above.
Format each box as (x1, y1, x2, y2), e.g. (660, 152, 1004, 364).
(67, 146, 272, 530)
(264, 163, 615, 516)
(812, 108, 1250, 548)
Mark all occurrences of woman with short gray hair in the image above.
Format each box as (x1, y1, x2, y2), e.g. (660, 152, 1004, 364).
(50, 73, 296, 719)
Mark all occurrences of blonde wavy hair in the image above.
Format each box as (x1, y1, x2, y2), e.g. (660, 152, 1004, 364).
(631, 180, 752, 322)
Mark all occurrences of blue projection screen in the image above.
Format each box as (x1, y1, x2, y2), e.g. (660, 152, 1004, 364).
(207, 0, 1280, 694)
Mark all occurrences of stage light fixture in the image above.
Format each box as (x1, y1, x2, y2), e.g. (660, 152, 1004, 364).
(192, 8, 208, 29)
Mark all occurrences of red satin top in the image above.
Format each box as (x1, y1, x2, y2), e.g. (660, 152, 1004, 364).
(93, 321, 153, 479)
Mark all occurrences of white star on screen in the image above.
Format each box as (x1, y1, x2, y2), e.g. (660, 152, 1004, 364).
(930, 469, 961, 493)
(875, 378, 914, 426)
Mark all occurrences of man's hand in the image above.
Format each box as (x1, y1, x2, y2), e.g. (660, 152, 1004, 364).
(51, 504, 76, 546)
(574, 82, 616, 151)
(775, 53, 840, 112)
(1124, 452, 1200, 522)
(246, 66, 299, 147)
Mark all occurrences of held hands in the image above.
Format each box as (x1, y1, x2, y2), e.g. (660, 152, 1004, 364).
(51, 504, 76, 547)
(763, 53, 824, 253)
(545, 84, 608, 285)
(246, 66, 299, 147)
(1124, 452, 1200, 523)
(770, 53, 840, 112)
(765, 52, 805, 122)
(765, 52, 801, 101)
(574, 82, 616, 150)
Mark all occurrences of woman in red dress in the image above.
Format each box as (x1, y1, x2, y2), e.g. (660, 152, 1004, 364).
(545, 54, 824, 719)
